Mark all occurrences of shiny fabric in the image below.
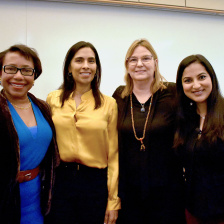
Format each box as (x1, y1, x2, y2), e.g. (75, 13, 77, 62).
(46, 89, 120, 210)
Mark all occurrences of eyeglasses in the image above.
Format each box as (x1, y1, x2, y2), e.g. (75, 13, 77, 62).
(3, 65, 35, 76)
(127, 55, 154, 65)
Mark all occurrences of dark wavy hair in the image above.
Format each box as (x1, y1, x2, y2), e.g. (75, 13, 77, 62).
(60, 41, 103, 108)
(0, 44, 42, 80)
(174, 54, 224, 147)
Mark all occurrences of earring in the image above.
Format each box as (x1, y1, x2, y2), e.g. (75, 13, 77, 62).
(190, 102, 193, 106)
(33, 80, 35, 86)
(68, 72, 72, 76)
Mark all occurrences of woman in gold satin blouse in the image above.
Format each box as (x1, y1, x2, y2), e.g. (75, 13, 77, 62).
(45, 41, 120, 224)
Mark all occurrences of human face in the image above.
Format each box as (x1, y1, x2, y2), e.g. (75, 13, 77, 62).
(182, 62, 212, 105)
(69, 47, 96, 90)
(127, 45, 157, 83)
(1, 52, 34, 101)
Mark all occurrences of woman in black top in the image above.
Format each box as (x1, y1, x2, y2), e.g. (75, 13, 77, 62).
(113, 39, 185, 224)
(174, 54, 224, 223)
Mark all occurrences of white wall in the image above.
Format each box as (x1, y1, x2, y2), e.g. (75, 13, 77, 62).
(0, 0, 224, 100)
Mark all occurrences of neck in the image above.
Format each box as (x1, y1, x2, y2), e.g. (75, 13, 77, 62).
(3, 90, 29, 105)
(73, 85, 91, 98)
(196, 102, 207, 117)
(132, 82, 152, 104)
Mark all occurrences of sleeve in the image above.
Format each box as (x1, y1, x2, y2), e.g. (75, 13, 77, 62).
(106, 99, 121, 211)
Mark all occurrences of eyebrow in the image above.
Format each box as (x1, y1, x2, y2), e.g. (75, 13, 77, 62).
(74, 56, 95, 59)
(182, 72, 207, 79)
(7, 64, 33, 68)
(130, 55, 152, 58)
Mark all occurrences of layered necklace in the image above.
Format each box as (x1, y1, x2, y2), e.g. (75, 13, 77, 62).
(130, 93, 153, 151)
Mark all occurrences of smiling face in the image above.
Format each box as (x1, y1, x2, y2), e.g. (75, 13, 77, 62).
(69, 47, 97, 91)
(1, 52, 34, 101)
(127, 45, 157, 84)
(182, 62, 212, 106)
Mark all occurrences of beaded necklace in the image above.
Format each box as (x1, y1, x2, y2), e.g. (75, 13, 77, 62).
(130, 93, 153, 151)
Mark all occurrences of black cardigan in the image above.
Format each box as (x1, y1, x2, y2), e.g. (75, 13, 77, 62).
(113, 83, 185, 222)
(0, 91, 60, 224)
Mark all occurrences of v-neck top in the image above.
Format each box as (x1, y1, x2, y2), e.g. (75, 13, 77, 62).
(7, 98, 53, 224)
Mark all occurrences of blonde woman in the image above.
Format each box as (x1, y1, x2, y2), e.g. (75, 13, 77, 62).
(113, 39, 185, 224)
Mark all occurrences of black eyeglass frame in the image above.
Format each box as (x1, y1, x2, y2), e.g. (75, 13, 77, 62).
(2, 65, 35, 76)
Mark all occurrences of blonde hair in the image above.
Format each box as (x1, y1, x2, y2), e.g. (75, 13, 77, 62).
(121, 38, 166, 98)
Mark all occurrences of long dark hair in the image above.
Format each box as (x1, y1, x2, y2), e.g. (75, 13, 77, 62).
(0, 44, 42, 80)
(60, 41, 103, 108)
(174, 54, 224, 148)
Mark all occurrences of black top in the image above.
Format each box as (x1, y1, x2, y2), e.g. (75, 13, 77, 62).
(113, 83, 185, 222)
(182, 113, 224, 220)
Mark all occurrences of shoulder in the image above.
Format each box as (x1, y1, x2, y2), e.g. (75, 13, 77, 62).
(47, 89, 62, 99)
(0, 92, 10, 119)
(157, 82, 176, 97)
(101, 93, 117, 107)
(46, 89, 63, 107)
(164, 82, 176, 92)
(112, 85, 125, 99)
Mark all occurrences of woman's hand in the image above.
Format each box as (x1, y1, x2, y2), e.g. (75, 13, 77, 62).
(104, 210, 118, 224)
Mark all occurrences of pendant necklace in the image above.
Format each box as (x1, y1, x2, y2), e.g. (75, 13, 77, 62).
(140, 103, 145, 112)
(130, 93, 153, 151)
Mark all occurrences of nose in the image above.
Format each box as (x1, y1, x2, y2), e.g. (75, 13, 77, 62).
(192, 80, 201, 89)
(14, 69, 24, 79)
(136, 58, 143, 66)
(82, 60, 89, 68)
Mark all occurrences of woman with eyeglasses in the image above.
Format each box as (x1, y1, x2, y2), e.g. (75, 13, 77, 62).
(45, 41, 120, 224)
(174, 54, 224, 224)
(112, 39, 186, 224)
(0, 44, 59, 224)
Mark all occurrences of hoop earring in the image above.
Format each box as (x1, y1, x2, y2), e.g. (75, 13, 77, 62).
(68, 72, 72, 76)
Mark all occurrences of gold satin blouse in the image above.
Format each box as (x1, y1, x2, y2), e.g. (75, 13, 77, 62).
(46, 89, 120, 210)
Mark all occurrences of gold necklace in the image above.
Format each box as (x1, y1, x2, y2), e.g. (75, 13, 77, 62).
(130, 93, 153, 151)
(10, 100, 31, 110)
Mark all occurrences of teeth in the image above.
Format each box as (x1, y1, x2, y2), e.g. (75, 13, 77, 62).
(11, 83, 24, 87)
(194, 91, 203, 95)
(81, 73, 90, 75)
